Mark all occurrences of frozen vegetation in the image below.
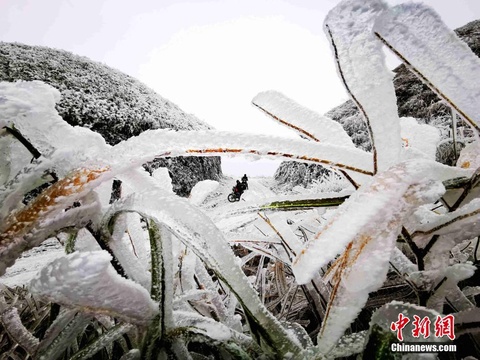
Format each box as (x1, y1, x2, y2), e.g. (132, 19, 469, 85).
(277, 18, 480, 189)
(325, 18, 480, 160)
(1, 0, 480, 359)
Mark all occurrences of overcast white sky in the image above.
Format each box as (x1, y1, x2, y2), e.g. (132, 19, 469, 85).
(1, 0, 479, 176)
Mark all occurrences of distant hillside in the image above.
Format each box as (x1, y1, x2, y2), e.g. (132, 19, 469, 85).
(0, 42, 222, 196)
(275, 19, 480, 188)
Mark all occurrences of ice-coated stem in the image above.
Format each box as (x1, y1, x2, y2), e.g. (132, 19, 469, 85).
(107, 189, 304, 357)
(141, 219, 174, 357)
(0, 306, 39, 355)
(69, 323, 134, 360)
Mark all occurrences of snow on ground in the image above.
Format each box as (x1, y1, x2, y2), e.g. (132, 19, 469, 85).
(0, 175, 330, 287)
(0, 238, 64, 287)
(205, 176, 278, 234)
(189, 180, 220, 206)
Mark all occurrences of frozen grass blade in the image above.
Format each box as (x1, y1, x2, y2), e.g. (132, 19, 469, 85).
(0, 158, 57, 221)
(412, 198, 480, 240)
(427, 263, 476, 313)
(105, 212, 151, 290)
(35, 311, 92, 360)
(293, 160, 449, 284)
(120, 349, 141, 360)
(29, 251, 159, 326)
(293, 160, 447, 351)
(106, 186, 304, 357)
(69, 323, 134, 360)
(0, 166, 110, 276)
(324, 0, 402, 173)
(193, 259, 243, 332)
(260, 195, 349, 211)
(257, 212, 297, 262)
(0, 306, 39, 355)
(109, 129, 374, 178)
(252, 90, 355, 147)
(173, 310, 253, 348)
(0, 129, 35, 189)
(141, 219, 174, 359)
(373, 3, 480, 132)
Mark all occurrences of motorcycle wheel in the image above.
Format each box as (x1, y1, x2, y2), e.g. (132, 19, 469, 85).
(227, 193, 237, 202)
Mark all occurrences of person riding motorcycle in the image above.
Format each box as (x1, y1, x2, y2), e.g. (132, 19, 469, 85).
(233, 180, 244, 199)
(241, 174, 248, 190)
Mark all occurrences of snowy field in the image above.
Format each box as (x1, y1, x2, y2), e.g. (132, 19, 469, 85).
(0, 238, 64, 287)
(0, 175, 323, 287)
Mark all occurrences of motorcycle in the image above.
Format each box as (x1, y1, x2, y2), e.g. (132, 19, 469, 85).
(227, 187, 242, 202)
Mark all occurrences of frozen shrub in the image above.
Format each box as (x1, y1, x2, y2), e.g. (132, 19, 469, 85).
(1, 1, 479, 359)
